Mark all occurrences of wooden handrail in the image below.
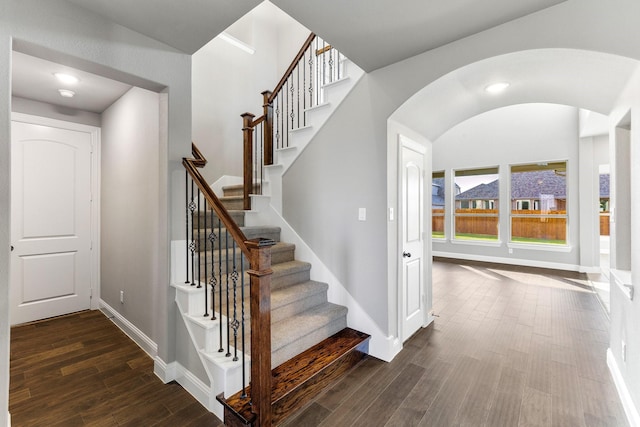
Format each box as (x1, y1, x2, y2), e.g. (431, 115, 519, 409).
(184, 143, 275, 425)
(267, 33, 316, 104)
(183, 143, 250, 259)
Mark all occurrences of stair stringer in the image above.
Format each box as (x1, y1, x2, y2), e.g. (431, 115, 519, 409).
(266, 58, 365, 215)
(172, 282, 250, 420)
(245, 200, 401, 362)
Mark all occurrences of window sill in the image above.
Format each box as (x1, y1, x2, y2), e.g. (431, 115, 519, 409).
(507, 242, 572, 253)
(451, 239, 502, 247)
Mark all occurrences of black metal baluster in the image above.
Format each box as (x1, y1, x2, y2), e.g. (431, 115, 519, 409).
(290, 77, 295, 130)
(185, 171, 190, 285)
(231, 242, 239, 362)
(285, 80, 289, 148)
(240, 253, 247, 398)
(309, 47, 314, 108)
(209, 209, 217, 320)
(275, 95, 280, 150)
(329, 46, 334, 84)
(189, 181, 197, 286)
(225, 228, 231, 357)
(303, 50, 307, 126)
(218, 217, 224, 351)
(322, 40, 327, 88)
(296, 60, 300, 129)
(258, 122, 264, 194)
(203, 201, 208, 316)
(196, 189, 202, 289)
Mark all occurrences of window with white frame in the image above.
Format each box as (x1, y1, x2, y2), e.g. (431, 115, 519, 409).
(432, 171, 445, 238)
(510, 162, 568, 245)
(454, 167, 499, 241)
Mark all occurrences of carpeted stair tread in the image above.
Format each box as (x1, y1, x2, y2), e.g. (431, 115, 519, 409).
(272, 302, 348, 353)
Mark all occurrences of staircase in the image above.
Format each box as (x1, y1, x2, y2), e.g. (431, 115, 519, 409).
(173, 186, 369, 425)
(175, 33, 368, 426)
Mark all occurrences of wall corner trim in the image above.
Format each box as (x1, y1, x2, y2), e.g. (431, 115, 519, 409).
(153, 357, 176, 383)
(607, 348, 640, 427)
(99, 300, 158, 359)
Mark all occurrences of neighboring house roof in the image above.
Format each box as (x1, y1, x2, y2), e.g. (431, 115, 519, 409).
(456, 170, 567, 200)
(511, 170, 566, 199)
(456, 180, 500, 200)
(432, 177, 460, 207)
(600, 173, 610, 198)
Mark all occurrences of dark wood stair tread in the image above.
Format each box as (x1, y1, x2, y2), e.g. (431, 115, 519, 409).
(218, 327, 370, 425)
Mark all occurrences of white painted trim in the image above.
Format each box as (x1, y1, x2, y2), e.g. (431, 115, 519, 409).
(173, 362, 218, 415)
(153, 358, 220, 419)
(608, 348, 640, 427)
(6, 412, 10, 427)
(433, 251, 583, 272)
(153, 357, 176, 383)
(99, 300, 158, 358)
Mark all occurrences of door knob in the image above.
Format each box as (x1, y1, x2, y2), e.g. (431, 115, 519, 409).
(10, 245, 14, 252)
(403, 251, 411, 258)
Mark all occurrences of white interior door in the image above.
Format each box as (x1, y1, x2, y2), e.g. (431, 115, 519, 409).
(400, 139, 425, 341)
(11, 119, 93, 325)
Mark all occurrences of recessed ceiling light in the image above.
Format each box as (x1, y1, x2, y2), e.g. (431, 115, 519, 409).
(54, 72, 79, 85)
(485, 82, 510, 94)
(58, 89, 76, 98)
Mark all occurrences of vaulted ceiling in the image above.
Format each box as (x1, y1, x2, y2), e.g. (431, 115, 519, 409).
(62, 0, 567, 71)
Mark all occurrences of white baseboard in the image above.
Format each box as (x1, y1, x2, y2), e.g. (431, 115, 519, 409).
(608, 348, 640, 427)
(153, 357, 176, 383)
(99, 300, 158, 358)
(433, 251, 582, 272)
(6, 411, 10, 427)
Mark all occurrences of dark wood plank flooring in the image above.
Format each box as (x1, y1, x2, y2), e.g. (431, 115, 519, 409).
(282, 259, 629, 427)
(9, 259, 628, 426)
(9, 310, 222, 427)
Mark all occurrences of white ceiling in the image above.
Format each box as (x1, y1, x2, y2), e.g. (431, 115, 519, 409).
(12, 51, 133, 114)
(12, 0, 635, 128)
(393, 49, 640, 142)
(62, 0, 263, 55)
(270, 0, 567, 72)
(60, 0, 567, 71)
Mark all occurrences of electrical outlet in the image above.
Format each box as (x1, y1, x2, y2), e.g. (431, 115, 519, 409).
(120, 290, 124, 304)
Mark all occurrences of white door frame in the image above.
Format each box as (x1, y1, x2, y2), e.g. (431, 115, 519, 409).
(397, 134, 429, 343)
(11, 112, 101, 311)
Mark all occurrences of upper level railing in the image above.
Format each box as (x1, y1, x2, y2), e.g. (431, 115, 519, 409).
(183, 143, 275, 426)
(241, 33, 346, 209)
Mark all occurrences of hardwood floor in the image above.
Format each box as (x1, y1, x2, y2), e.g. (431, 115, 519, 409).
(9, 310, 222, 427)
(282, 259, 629, 427)
(9, 259, 628, 426)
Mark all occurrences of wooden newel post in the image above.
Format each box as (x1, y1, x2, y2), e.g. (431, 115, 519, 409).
(262, 90, 274, 166)
(246, 238, 275, 427)
(242, 113, 255, 211)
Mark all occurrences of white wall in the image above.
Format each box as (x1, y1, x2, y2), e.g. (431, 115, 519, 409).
(11, 96, 101, 127)
(0, 2, 192, 423)
(432, 103, 582, 270)
(283, 0, 640, 346)
(0, 19, 11, 426)
(101, 87, 160, 342)
(609, 66, 640, 423)
(192, 3, 308, 183)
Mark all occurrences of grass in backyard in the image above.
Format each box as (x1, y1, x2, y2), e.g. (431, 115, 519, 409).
(511, 236, 566, 245)
(454, 233, 498, 241)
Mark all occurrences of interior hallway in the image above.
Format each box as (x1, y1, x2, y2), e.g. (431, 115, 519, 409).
(284, 259, 628, 426)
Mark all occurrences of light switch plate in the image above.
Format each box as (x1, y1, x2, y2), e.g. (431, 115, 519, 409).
(358, 208, 366, 221)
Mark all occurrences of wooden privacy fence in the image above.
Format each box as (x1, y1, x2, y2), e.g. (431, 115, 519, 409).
(511, 210, 566, 241)
(431, 209, 571, 240)
(600, 212, 610, 236)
